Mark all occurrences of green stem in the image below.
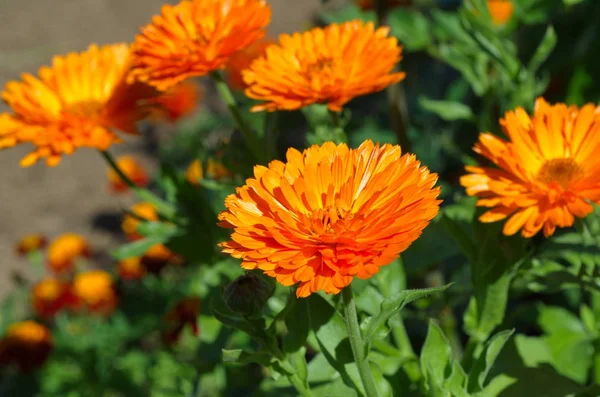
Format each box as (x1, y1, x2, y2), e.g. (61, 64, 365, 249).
(99, 150, 176, 219)
(341, 286, 379, 397)
(328, 110, 347, 143)
(269, 342, 314, 397)
(210, 71, 263, 163)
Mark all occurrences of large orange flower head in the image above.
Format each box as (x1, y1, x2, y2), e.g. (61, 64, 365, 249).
(243, 20, 406, 112)
(488, 0, 514, 25)
(31, 278, 74, 319)
(0, 44, 155, 167)
(218, 141, 441, 297)
(0, 321, 53, 372)
(461, 98, 600, 238)
(47, 233, 91, 274)
(72, 270, 118, 315)
(129, 0, 272, 91)
(107, 155, 149, 193)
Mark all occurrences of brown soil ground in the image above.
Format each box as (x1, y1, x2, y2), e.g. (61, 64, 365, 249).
(0, 0, 326, 297)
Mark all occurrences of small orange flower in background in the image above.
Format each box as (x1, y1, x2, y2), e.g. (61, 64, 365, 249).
(72, 270, 118, 315)
(141, 244, 181, 274)
(207, 157, 232, 181)
(185, 159, 204, 185)
(107, 155, 149, 193)
(243, 20, 405, 112)
(225, 38, 275, 90)
(461, 98, 600, 238)
(219, 140, 441, 297)
(0, 321, 53, 372)
(129, 0, 272, 91)
(488, 0, 514, 25)
(0, 44, 156, 167)
(163, 297, 200, 343)
(16, 234, 47, 256)
(47, 233, 91, 274)
(31, 278, 74, 319)
(148, 81, 202, 122)
(122, 202, 158, 240)
(356, 0, 409, 10)
(117, 257, 147, 280)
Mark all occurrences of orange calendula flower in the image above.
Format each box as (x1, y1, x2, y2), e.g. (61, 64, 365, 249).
(129, 0, 272, 91)
(207, 157, 232, 180)
(121, 202, 158, 241)
(16, 234, 47, 256)
(356, 0, 408, 10)
(218, 140, 441, 297)
(148, 81, 202, 122)
(185, 159, 204, 185)
(243, 20, 405, 112)
(141, 244, 181, 274)
(72, 270, 118, 315)
(225, 38, 275, 90)
(0, 44, 155, 167)
(488, 0, 514, 25)
(0, 321, 53, 372)
(117, 257, 147, 280)
(47, 233, 91, 274)
(31, 278, 74, 319)
(163, 297, 200, 344)
(461, 98, 600, 238)
(107, 155, 149, 193)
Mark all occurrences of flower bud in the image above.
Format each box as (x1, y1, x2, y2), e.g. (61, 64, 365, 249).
(223, 273, 274, 318)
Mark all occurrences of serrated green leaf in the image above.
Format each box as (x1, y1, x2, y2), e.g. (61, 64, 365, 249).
(468, 329, 514, 392)
(421, 321, 452, 392)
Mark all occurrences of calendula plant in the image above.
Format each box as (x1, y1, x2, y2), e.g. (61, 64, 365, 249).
(1, 0, 600, 396)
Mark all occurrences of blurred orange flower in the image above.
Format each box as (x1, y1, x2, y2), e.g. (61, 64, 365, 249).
(72, 270, 117, 315)
(461, 98, 600, 238)
(185, 159, 204, 185)
(47, 233, 91, 274)
(141, 244, 181, 274)
(16, 234, 47, 256)
(243, 20, 405, 112)
(107, 155, 149, 193)
(0, 44, 156, 167)
(163, 297, 200, 343)
(225, 38, 274, 90)
(356, 0, 408, 10)
(218, 141, 440, 297)
(31, 278, 74, 318)
(129, 0, 272, 91)
(0, 321, 53, 372)
(117, 257, 147, 280)
(207, 157, 232, 181)
(488, 0, 513, 25)
(121, 202, 158, 241)
(148, 81, 202, 122)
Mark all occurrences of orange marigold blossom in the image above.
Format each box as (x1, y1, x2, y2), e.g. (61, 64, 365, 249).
(141, 244, 181, 274)
(107, 155, 149, 193)
(16, 234, 47, 255)
(0, 321, 53, 372)
(148, 81, 202, 122)
(460, 98, 600, 238)
(488, 0, 514, 25)
(356, 0, 409, 10)
(129, 0, 272, 91)
(243, 20, 405, 112)
(218, 140, 441, 297)
(117, 257, 147, 280)
(31, 278, 74, 318)
(185, 159, 204, 185)
(47, 233, 91, 274)
(72, 270, 117, 315)
(122, 202, 158, 240)
(163, 297, 200, 343)
(207, 157, 232, 180)
(225, 38, 275, 90)
(0, 43, 156, 167)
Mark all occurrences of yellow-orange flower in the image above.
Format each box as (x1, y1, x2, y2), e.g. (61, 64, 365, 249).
(72, 270, 117, 315)
(225, 38, 275, 90)
(16, 234, 47, 256)
(218, 141, 440, 297)
(488, 0, 514, 25)
(0, 321, 53, 372)
(141, 244, 181, 274)
(163, 297, 200, 344)
(31, 278, 74, 319)
(117, 257, 147, 280)
(207, 157, 232, 180)
(0, 44, 155, 167)
(122, 202, 158, 240)
(461, 98, 600, 238)
(47, 233, 91, 274)
(148, 81, 202, 122)
(356, 0, 408, 10)
(185, 159, 204, 185)
(243, 20, 405, 112)
(107, 155, 149, 193)
(129, 0, 272, 91)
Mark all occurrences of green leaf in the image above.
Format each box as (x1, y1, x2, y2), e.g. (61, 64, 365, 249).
(222, 349, 273, 366)
(445, 361, 470, 397)
(135, 221, 180, 239)
(111, 235, 169, 260)
(528, 26, 557, 73)
(468, 329, 514, 392)
(420, 321, 452, 392)
(364, 285, 452, 347)
(441, 214, 477, 264)
(419, 97, 475, 121)
(388, 9, 432, 51)
(283, 297, 310, 354)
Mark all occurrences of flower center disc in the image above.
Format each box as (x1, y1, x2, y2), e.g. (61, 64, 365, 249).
(536, 158, 583, 188)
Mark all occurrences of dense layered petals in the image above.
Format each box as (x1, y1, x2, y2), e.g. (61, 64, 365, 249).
(243, 20, 405, 112)
(219, 140, 440, 297)
(0, 44, 154, 166)
(461, 98, 600, 238)
(225, 38, 274, 90)
(129, 0, 271, 91)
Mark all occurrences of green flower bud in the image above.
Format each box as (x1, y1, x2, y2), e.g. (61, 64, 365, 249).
(223, 273, 274, 318)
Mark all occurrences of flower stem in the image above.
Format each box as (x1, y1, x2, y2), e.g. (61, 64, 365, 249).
(268, 340, 314, 397)
(99, 150, 176, 219)
(210, 71, 264, 163)
(328, 110, 347, 143)
(341, 286, 379, 397)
